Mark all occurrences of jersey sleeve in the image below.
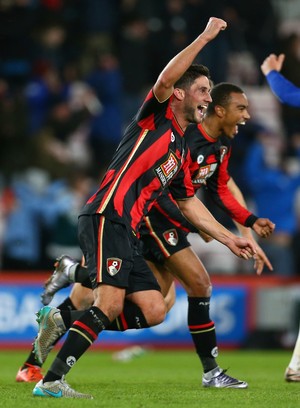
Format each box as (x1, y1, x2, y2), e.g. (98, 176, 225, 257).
(206, 146, 257, 227)
(136, 89, 172, 129)
(266, 71, 300, 108)
(168, 146, 194, 200)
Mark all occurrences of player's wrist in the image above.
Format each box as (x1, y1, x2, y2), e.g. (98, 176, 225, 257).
(245, 214, 258, 228)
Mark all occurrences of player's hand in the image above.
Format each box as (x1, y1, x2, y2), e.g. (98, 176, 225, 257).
(242, 234, 273, 275)
(198, 230, 214, 243)
(227, 236, 257, 260)
(252, 218, 275, 238)
(200, 17, 227, 43)
(261, 53, 285, 76)
(253, 245, 273, 275)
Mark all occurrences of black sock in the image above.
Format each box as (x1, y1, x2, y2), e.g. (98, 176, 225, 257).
(188, 297, 218, 373)
(57, 297, 77, 312)
(22, 297, 78, 369)
(107, 300, 149, 331)
(44, 306, 110, 382)
(59, 309, 86, 329)
(74, 265, 92, 288)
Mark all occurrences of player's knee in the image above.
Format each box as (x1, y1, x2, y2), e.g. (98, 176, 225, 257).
(145, 299, 167, 326)
(188, 277, 212, 297)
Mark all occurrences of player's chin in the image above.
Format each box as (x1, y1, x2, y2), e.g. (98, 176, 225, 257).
(226, 130, 235, 139)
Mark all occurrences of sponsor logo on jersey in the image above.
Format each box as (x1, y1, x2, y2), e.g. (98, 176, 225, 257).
(154, 150, 179, 187)
(192, 163, 218, 184)
(107, 258, 122, 276)
(163, 229, 178, 246)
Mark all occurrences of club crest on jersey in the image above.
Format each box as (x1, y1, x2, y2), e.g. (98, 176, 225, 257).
(154, 150, 179, 187)
(219, 146, 228, 163)
(163, 229, 178, 246)
(107, 258, 122, 276)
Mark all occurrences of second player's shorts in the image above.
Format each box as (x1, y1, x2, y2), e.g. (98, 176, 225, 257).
(78, 214, 160, 294)
(139, 206, 191, 264)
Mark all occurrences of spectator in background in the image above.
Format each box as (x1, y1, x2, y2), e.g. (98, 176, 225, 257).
(261, 52, 300, 275)
(31, 97, 93, 180)
(261, 51, 300, 382)
(272, 35, 300, 154)
(31, 22, 69, 73)
(44, 169, 95, 262)
(85, 51, 123, 167)
(2, 168, 51, 270)
(24, 63, 68, 134)
(117, 13, 151, 127)
(1, 167, 94, 271)
(243, 128, 300, 277)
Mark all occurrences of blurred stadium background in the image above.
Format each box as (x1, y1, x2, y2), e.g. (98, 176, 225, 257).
(0, 0, 300, 351)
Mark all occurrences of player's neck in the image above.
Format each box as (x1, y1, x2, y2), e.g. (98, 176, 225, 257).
(202, 117, 220, 139)
(173, 111, 187, 133)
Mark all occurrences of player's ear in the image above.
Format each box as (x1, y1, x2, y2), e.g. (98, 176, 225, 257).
(215, 105, 225, 118)
(173, 87, 185, 101)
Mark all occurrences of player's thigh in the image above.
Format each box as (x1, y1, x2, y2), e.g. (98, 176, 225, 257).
(140, 216, 191, 263)
(78, 214, 134, 289)
(165, 246, 212, 296)
(146, 259, 174, 298)
(126, 253, 166, 324)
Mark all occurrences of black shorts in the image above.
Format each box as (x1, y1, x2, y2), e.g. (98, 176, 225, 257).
(78, 214, 160, 294)
(139, 207, 190, 264)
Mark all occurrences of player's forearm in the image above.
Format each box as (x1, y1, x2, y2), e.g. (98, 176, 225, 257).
(266, 71, 300, 107)
(227, 177, 247, 207)
(234, 220, 253, 239)
(211, 178, 257, 227)
(157, 37, 209, 89)
(177, 196, 235, 246)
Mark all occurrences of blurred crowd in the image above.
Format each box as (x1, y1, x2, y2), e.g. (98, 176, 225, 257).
(0, 0, 299, 275)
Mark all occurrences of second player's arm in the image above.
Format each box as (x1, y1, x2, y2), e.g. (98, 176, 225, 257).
(227, 177, 273, 274)
(176, 195, 256, 259)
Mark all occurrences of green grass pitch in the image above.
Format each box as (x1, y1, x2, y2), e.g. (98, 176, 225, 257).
(0, 348, 300, 407)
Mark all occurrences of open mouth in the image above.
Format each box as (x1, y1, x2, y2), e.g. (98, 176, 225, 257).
(198, 105, 207, 116)
(234, 120, 246, 134)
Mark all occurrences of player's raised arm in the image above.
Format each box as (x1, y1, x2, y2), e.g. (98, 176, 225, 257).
(153, 17, 227, 102)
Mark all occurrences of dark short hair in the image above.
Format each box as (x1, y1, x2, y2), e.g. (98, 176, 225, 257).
(174, 64, 210, 89)
(206, 82, 244, 114)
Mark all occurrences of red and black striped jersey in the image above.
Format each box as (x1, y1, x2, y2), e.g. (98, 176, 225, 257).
(80, 89, 194, 232)
(147, 122, 256, 232)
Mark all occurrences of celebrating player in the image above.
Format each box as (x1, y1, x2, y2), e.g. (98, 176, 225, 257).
(261, 52, 300, 382)
(31, 17, 262, 399)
